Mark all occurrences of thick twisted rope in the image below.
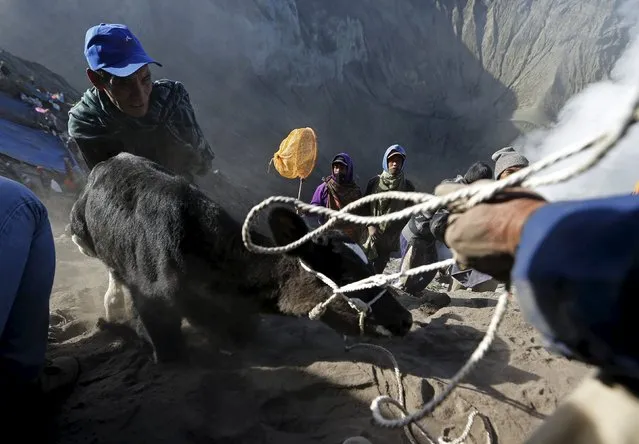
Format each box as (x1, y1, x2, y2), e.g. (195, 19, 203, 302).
(346, 341, 486, 444)
(243, 98, 639, 442)
(345, 342, 437, 444)
(298, 260, 386, 334)
(369, 290, 509, 430)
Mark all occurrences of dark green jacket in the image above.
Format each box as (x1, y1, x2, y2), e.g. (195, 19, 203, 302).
(68, 79, 214, 180)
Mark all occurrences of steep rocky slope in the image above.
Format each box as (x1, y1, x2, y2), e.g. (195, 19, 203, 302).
(0, 0, 631, 200)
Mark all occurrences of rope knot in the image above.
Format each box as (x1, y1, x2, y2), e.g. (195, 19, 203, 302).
(309, 302, 328, 320)
(347, 297, 370, 314)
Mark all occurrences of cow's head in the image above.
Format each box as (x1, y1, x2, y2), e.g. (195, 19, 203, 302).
(268, 207, 413, 337)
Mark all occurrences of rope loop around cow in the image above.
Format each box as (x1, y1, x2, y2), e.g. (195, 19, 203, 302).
(298, 259, 386, 335)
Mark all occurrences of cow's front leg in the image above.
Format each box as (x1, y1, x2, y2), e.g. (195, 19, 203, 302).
(104, 269, 127, 322)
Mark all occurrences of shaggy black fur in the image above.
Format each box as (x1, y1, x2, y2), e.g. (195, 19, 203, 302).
(69, 153, 412, 362)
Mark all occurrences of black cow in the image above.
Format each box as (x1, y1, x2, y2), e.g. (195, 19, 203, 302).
(69, 153, 412, 362)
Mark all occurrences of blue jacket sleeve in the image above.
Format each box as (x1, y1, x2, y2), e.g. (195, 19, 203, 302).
(512, 194, 639, 374)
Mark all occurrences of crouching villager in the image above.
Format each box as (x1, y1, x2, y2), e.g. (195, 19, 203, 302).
(399, 161, 495, 294)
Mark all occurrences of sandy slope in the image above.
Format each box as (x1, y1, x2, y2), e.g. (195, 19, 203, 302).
(45, 222, 590, 444)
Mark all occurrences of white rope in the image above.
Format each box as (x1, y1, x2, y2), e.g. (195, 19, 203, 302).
(298, 260, 386, 334)
(345, 336, 495, 444)
(370, 290, 509, 429)
(345, 342, 437, 444)
(242, 99, 639, 442)
(438, 410, 482, 444)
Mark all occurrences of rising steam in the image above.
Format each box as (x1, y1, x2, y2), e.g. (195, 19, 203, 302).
(518, 0, 639, 200)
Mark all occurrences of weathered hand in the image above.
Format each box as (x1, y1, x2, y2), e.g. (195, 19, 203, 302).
(444, 188, 547, 282)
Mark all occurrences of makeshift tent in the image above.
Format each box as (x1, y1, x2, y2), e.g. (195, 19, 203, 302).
(0, 92, 35, 122)
(0, 117, 71, 174)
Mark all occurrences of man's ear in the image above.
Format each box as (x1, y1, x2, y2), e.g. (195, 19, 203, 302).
(86, 69, 107, 90)
(268, 207, 310, 251)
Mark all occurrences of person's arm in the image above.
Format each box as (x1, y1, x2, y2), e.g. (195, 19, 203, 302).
(350, 186, 367, 217)
(513, 194, 639, 290)
(308, 183, 328, 225)
(71, 137, 124, 171)
(429, 209, 450, 244)
(310, 183, 327, 207)
(363, 177, 379, 235)
(510, 194, 639, 373)
(165, 84, 215, 177)
(384, 179, 417, 237)
(445, 188, 639, 374)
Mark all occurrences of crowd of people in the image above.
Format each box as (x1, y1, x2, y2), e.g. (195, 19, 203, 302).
(306, 140, 532, 296)
(1, 21, 638, 443)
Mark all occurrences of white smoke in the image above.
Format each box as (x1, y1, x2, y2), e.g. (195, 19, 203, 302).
(517, 0, 639, 201)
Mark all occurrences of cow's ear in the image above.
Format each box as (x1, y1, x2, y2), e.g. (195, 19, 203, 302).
(268, 207, 310, 250)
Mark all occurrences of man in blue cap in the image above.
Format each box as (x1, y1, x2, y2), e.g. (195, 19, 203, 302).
(68, 23, 214, 180)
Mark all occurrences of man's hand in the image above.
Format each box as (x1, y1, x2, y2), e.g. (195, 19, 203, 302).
(367, 225, 378, 239)
(444, 188, 547, 282)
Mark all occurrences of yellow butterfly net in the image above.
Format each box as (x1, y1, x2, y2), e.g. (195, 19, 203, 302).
(271, 127, 318, 180)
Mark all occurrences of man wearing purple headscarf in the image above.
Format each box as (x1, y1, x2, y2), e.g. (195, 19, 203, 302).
(310, 153, 364, 242)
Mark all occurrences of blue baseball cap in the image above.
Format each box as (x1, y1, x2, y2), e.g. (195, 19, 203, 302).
(84, 23, 162, 77)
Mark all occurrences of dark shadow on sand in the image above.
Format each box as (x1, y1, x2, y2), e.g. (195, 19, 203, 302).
(44, 318, 417, 444)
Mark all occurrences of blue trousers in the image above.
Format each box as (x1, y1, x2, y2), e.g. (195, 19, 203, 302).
(0, 176, 55, 381)
(399, 233, 409, 258)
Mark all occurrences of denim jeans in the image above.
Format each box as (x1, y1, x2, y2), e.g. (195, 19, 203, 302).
(0, 176, 55, 381)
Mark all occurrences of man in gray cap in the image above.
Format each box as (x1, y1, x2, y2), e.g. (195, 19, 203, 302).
(492, 146, 529, 180)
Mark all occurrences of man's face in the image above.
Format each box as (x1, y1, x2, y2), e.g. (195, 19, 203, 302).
(100, 65, 153, 118)
(332, 162, 347, 182)
(499, 166, 522, 180)
(387, 154, 404, 175)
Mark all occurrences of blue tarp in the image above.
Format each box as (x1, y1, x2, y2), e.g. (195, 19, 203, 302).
(0, 92, 35, 122)
(0, 117, 69, 174)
